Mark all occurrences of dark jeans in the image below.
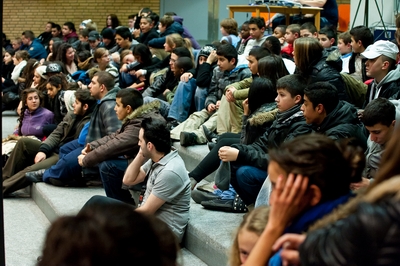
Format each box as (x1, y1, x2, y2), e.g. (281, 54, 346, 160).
(80, 195, 135, 214)
(230, 164, 267, 206)
(99, 159, 135, 205)
(189, 132, 240, 183)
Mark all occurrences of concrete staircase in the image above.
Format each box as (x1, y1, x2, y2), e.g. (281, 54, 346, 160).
(3, 111, 242, 265)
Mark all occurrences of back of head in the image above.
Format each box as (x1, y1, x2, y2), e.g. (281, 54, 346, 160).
(362, 98, 395, 127)
(287, 24, 301, 35)
(294, 37, 323, 74)
(141, 117, 171, 154)
(115, 26, 132, 41)
(269, 134, 361, 201)
(304, 82, 339, 114)
(39, 202, 164, 266)
(22, 30, 35, 40)
(248, 17, 265, 29)
(220, 18, 238, 36)
(160, 15, 174, 28)
(172, 46, 191, 58)
(101, 28, 115, 40)
(94, 71, 115, 91)
(249, 46, 271, 60)
(276, 74, 307, 99)
(216, 43, 238, 65)
(15, 50, 30, 61)
(338, 31, 352, 44)
(263, 36, 281, 55)
(257, 55, 289, 85)
(319, 26, 337, 45)
(300, 22, 317, 35)
(166, 33, 192, 51)
(349, 26, 374, 48)
(74, 88, 97, 109)
(248, 77, 277, 113)
(175, 56, 194, 72)
(116, 88, 143, 110)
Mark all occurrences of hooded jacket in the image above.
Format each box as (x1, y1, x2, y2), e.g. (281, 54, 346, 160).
(364, 64, 400, 107)
(147, 21, 184, 48)
(173, 16, 201, 49)
(313, 100, 367, 145)
(82, 101, 162, 167)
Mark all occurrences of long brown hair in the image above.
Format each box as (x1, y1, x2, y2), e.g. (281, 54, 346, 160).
(294, 37, 323, 75)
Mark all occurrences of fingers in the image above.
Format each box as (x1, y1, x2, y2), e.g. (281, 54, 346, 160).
(281, 249, 301, 266)
(273, 233, 305, 251)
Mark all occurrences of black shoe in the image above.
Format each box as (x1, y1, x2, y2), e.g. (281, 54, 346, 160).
(201, 194, 248, 213)
(202, 125, 218, 142)
(25, 169, 46, 183)
(48, 178, 86, 187)
(191, 189, 219, 204)
(180, 132, 197, 147)
(167, 119, 179, 130)
(207, 142, 216, 151)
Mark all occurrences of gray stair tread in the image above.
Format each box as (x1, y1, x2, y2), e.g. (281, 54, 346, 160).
(180, 248, 208, 266)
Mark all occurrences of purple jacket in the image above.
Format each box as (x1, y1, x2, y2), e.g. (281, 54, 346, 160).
(173, 16, 201, 49)
(15, 107, 54, 139)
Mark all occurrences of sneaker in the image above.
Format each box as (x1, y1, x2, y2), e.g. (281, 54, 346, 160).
(201, 194, 248, 213)
(180, 132, 197, 147)
(191, 189, 220, 204)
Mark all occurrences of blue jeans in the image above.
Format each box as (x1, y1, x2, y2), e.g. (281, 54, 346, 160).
(230, 164, 267, 205)
(99, 159, 135, 204)
(43, 139, 83, 183)
(168, 79, 197, 122)
(194, 86, 208, 111)
(143, 96, 170, 119)
(119, 72, 138, 88)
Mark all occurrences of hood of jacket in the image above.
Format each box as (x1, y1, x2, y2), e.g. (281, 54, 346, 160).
(122, 100, 160, 124)
(375, 64, 400, 88)
(315, 101, 359, 133)
(317, 49, 343, 73)
(247, 102, 278, 126)
(161, 21, 184, 37)
(99, 86, 120, 104)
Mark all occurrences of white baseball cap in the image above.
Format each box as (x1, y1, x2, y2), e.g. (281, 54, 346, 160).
(361, 40, 399, 60)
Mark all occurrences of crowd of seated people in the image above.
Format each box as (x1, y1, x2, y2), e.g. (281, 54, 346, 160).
(4, 6, 400, 265)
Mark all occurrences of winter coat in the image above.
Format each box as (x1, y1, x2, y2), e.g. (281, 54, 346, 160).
(24, 39, 47, 60)
(85, 86, 121, 143)
(15, 107, 54, 139)
(205, 65, 251, 109)
(232, 104, 312, 169)
(148, 22, 184, 48)
(38, 108, 93, 156)
(136, 28, 160, 46)
(82, 101, 163, 167)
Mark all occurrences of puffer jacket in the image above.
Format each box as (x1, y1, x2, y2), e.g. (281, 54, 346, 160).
(82, 101, 163, 167)
(147, 21, 184, 48)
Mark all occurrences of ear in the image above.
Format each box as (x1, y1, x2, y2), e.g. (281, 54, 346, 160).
(392, 120, 396, 128)
(260, 27, 266, 32)
(294, 95, 302, 104)
(357, 40, 362, 47)
(316, 103, 325, 114)
(229, 57, 236, 65)
(83, 103, 88, 111)
(330, 38, 335, 45)
(126, 104, 132, 113)
(308, 184, 322, 206)
(313, 32, 318, 38)
(294, 32, 300, 39)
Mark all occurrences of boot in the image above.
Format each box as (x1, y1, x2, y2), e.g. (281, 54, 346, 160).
(180, 132, 197, 147)
(202, 125, 218, 142)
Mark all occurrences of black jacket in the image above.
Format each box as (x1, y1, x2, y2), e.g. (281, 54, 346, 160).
(313, 100, 367, 146)
(195, 61, 217, 88)
(300, 198, 400, 266)
(136, 28, 159, 46)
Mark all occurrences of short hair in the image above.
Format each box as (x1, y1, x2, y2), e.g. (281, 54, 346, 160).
(159, 16, 174, 28)
(128, 14, 136, 20)
(94, 71, 115, 91)
(248, 46, 271, 60)
(319, 26, 337, 45)
(52, 24, 61, 31)
(63, 22, 76, 32)
(300, 22, 317, 34)
(276, 74, 307, 99)
(349, 26, 374, 48)
(141, 15, 156, 26)
(287, 24, 301, 35)
(116, 88, 143, 110)
(22, 30, 35, 40)
(338, 31, 352, 44)
(149, 13, 160, 25)
(248, 17, 265, 29)
(77, 50, 91, 63)
(175, 57, 194, 72)
(164, 11, 177, 16)
(15, 50, 30, 61)
(141, 117, 171, 154)
(220, 18, 238, 36)
(263, 36, 281, 55)
(80, 28, 90, 38)
(216, 43, 238, 65)
(75, 88, 97, 107)
(304, 82, 339, 114)
(93, 47, 108, 62)
(362, 98, 396, 127)
(47, 21, 56, 28)
(171, 47, 192, 58)
(115, 27, 132, 41)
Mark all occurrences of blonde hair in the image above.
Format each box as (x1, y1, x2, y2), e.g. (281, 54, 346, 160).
(229, 206, 269, 266)
(166, 33, 194, 62)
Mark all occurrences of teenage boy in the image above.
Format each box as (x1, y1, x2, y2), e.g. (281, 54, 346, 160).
(128, 14, 136, 33)
(337, 31, 353, 73)
(172, 44, 251, 145)
(78, 88, 163, 204)
(204, 74, 311, 207)
(3, 89, 96, 195)
(301, 81, 367, 143)
(349, 26, 374, 81)
(300, 22, 318, 38)
(21, 30, 47, 60)
(361, 40, 400, 107)
(51, 24, 62, 38)
(88, 31, 104, 54)
(318, 26, 337, 50)
(62, 22, 79, 44)
(351, 98, 397, 190)
(242, 17, 267, 57)
(281, 24, 300, 60)
(237, 21, 251, 55)
(112, 27, 139, 63)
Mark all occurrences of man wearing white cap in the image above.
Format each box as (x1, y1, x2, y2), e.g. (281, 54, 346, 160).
(361, 40, 400, 107)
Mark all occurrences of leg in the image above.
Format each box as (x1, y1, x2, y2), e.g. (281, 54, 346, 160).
(194, 86, 208, 111)
(143, 96, 170, 119)
(228, 100, 244, 134)
(80, 195, 133, 213)
(170, 109, 211, 140)
(59, 139, 81, 159)
(168, 79, 197, 122)
(191, 111, 218, 144)
(230, 165, 267, 205)
(216, 95, 231, 134)
(99, 159, 135, 205)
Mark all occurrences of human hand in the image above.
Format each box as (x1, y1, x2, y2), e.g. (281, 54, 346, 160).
(207, 103, 216, 113)
(138, 76, 146, 82)
(81, 144, 91, 155)
(268, 174, 309, 228)
(135, 70, 144, 78)
(120, 64, 128, 73)
(34, 152, 47, 164)
(357, 109, 364, 120)
(163, 89, 171, 96)
(350, 177, 370, 190)
(215, 100, 221, 109)
(1, 77, 4, 83)
(243, 98, 249, 115)
(180, 72, 193, 82)
(225, 87, 237, 102)
(133, 29, 141, 38)
(279, 37, 285, 45)
(207, 50, 218, 64)
(78, 154, 85, 166)
(111, 52, 120, 64)
(218, 146, 239, 162)
(272, 233, 305, 266)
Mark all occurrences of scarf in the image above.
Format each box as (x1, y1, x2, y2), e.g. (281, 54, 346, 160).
(11, 60, 27, 84)
(275, 104, 302, 123)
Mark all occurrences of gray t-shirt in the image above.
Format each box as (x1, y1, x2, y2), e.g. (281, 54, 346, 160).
(142, 150, 191, 242)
